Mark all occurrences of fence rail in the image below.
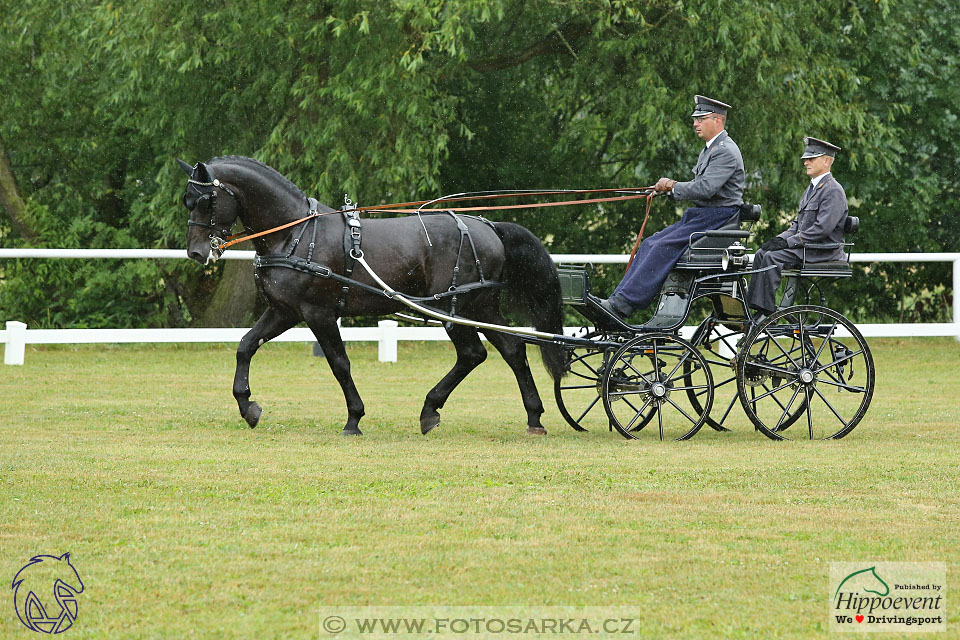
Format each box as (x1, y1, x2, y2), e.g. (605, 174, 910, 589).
(2, 249, 959, 365)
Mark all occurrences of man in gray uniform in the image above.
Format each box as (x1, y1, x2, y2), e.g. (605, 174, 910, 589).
(746, 137, 848, 318)
(601, 95, 745, 319)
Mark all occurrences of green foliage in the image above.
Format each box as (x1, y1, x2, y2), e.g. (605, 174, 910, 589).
(1, 0, 957, 327)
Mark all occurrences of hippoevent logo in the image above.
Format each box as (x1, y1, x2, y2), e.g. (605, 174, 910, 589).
(830, 562, 945, 633)
(11, 553, 85, 634)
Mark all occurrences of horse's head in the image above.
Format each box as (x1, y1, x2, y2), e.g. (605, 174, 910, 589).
(178, 159, 242, 265)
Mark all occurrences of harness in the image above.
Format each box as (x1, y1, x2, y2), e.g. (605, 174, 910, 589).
(446, 211, 488, 316)
(185, 176, 238, 255)
(338, 201, 363, 314)
(252, 199, 504, 317)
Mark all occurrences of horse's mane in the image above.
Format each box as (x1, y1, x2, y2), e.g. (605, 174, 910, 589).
(209, 155, 307, 201)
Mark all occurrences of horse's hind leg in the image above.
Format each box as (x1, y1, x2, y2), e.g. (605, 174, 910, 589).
(420, 324, 487, 434)
(483, 326, 547, 435)
(305, 315, 366, 436)
(234, 307, 298, 427)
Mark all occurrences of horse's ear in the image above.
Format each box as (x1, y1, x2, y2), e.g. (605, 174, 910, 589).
(60, 552, 71, 562)
(176, 159, 194, 176)
(195, 162, 214, 182)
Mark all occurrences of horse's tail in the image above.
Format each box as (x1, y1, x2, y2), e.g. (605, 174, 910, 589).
(493, 222, 567, 380)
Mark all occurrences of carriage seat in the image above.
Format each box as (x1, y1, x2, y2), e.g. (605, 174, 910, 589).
(781, 216, 859, 279)
(674, 203, 760, 269)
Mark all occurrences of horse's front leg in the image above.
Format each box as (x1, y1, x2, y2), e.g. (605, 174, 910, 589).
(234, 307, 298, 427)
(306, 315, 365, 435)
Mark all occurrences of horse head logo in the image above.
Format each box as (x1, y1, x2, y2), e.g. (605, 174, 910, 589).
(11, 553, 84, 634)
(834, 565, 890, 599)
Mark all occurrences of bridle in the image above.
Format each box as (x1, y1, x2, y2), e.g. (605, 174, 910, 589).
(184, 173, 239, 256)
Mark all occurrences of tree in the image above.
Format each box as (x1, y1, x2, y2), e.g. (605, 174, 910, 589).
(1, 0, 956, 327)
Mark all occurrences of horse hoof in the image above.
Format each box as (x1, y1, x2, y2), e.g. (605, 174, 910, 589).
(342, 427, 363, 436)
(420, 415, 440, 435)
(526, 426, 547, 436)
(243, 403, 262, 428)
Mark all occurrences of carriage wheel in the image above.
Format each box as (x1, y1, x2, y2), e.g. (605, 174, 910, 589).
(685, 321, 805, 432)
(720, 324, 807, 431)
(603, 334, 713, 441)
(554, 347, 610, 432)
(742, 382, 807, 432)
(555, 346, 654, 432)
(736, 305, 874, 440)
(684, 323, 741, 431)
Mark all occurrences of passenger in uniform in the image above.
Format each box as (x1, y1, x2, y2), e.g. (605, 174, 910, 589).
(745, 137, 848, 320)
(601, 95, 745, 319)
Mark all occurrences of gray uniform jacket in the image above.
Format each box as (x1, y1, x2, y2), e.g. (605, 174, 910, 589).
(779, 173, 848, 261)
(671, 130, 745, 207)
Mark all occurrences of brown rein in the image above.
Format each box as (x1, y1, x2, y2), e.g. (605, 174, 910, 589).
(626, 190, 657, 271)
(218, 187, 659, 252)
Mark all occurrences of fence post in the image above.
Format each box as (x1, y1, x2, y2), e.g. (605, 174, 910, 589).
(378, 320, 398, 362)
(4, 321, 26, 365)
(954, 259, 960, 343)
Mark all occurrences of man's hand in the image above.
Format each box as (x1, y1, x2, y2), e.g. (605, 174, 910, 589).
(654, 177, 677, 192)
(760, 236, 788, 252)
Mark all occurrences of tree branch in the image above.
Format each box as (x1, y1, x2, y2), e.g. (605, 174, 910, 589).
(467, 22, 592, 73)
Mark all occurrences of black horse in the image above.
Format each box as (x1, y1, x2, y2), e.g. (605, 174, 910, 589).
(178, 156, 566, 435)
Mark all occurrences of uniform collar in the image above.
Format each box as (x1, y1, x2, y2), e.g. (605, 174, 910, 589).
(705, 129, 726, 149)
(810, 171, 831, 188)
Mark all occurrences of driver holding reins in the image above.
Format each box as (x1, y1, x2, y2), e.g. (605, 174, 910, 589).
(600, 95, 745, 320)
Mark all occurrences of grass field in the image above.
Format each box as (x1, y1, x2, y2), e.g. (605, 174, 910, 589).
(1, 338, 958, 638)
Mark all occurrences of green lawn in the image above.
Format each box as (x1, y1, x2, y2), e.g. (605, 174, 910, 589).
(1, 338, 958, 638)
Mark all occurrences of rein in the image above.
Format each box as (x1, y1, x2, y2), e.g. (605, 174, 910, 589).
(351, 187, 655, 213)
(626, 190, 658, 271)
(215, 187, 659, 253)
(368, 194, 654, 214)
(218, 209, 341, 251)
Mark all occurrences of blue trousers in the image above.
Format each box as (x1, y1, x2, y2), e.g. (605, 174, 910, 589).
(612, 206, 739, 312)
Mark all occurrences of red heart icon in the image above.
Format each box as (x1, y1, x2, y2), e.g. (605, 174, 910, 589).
(856, 615, 864, 623)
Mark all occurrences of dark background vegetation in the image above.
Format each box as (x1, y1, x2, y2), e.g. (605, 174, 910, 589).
(1, 0, 957, 328)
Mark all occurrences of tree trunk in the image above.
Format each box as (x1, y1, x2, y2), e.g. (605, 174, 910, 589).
(197, 244, 262, 327)
(0, 134, 38, 242)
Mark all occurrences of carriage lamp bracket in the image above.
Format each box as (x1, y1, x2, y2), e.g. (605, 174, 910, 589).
(721, 241, 749, 271)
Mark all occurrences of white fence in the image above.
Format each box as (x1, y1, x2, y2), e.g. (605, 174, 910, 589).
(2, 248, 959, 365)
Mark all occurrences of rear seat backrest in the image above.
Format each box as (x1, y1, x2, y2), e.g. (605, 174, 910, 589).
(844, 216, 859, 235)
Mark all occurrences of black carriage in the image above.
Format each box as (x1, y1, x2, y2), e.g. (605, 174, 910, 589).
(554, 205, 875, 440)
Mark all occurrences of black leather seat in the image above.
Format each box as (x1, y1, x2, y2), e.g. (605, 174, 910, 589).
(675, 214, 746, 268)
(782, 215, 859, 279)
